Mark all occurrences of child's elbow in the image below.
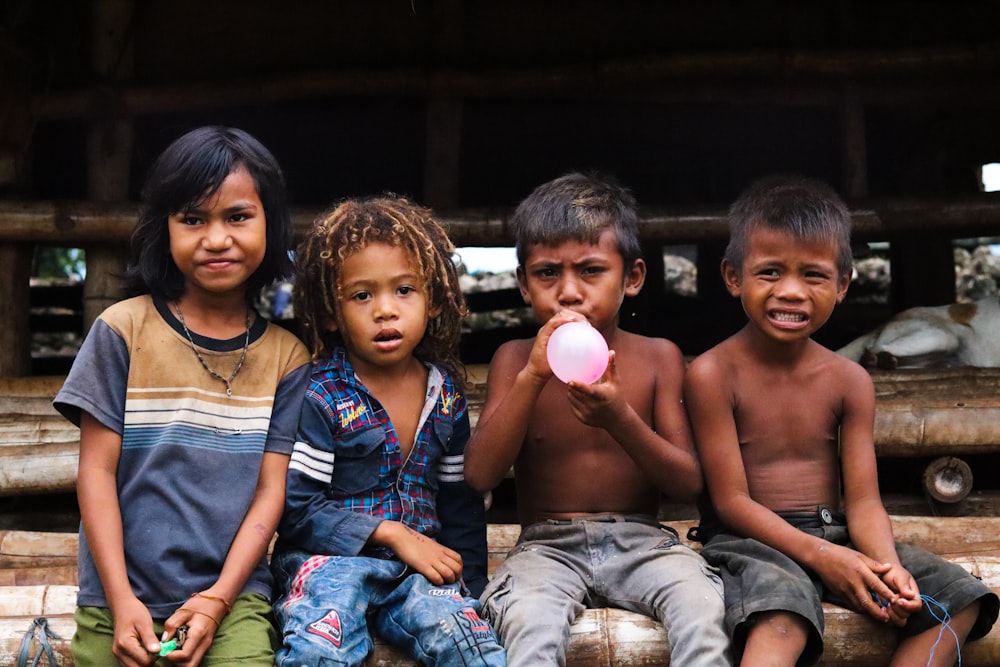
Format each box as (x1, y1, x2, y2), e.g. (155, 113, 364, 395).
(463, 467, 494, 495)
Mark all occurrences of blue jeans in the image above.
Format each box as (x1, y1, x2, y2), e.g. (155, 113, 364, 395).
(480, 514, 732, 667)
(271, 550, 505, 667)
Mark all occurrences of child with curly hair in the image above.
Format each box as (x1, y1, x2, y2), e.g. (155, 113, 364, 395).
(270, 196, 505, 667)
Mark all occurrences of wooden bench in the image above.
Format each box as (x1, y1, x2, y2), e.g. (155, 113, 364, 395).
(3, 519, 1000, 666)
(3, 368, 1000, 663)
(5, 368, 1000, 497)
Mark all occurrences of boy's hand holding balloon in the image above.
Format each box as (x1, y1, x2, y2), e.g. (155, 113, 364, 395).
(546, 321, 609, 384)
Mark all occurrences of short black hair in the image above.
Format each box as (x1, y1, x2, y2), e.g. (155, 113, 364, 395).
(510, 172, 642, 270)
(124, 126, 293, 301)
(725, 175, 853, 278)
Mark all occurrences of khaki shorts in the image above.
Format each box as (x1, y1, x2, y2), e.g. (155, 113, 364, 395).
(72, 592, 278, 667)
(702, 507, 999, 666)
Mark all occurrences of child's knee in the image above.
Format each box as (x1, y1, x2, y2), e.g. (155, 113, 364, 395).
(745, 610, 811, 645)
(433, 608, 506, 667)
(277, 630, 370, 667)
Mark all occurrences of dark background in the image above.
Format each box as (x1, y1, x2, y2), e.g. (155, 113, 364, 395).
(3, 0, 1000, 527)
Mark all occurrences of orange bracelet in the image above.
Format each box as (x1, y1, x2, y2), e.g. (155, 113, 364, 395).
(179, 607, 221, 628)
(190, 592, 233, 615)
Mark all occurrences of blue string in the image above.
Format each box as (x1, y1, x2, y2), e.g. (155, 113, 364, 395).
(920, 593, 961, 667)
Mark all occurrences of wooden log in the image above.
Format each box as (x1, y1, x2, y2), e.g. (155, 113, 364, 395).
(870, 367, 1000, 399)
(923, 456, 975, 504)
(875, 403, 1000, 456)
(480, 517, 1000, 560)
(5, 366, 1000, 495)
(0, 443, 79, 496)
(0, 376, 67, 413)
(0, 376, 80, 495)
(4, 196, 1000, 247)
(3, 558, 1000, 667)
(7, 516, 1000, 587)
(883, 490, 1000, 518)
(0, 586, 78, 617)
(0, 566, 77, 586)
(0, 531, 77, 570)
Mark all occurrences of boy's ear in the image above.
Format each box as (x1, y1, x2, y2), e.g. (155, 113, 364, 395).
(721, 259, 742, 297)
(624, 258, 646, 297)
(428, 303, 443, 319)
(515, 265, 531, 305)
(836, 272, 851, 304)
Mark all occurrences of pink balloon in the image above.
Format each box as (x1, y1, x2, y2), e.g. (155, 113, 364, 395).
(546, 321, 609, 384)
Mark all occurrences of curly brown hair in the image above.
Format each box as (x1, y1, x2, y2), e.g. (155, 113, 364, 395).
(294, 195, 468, 385)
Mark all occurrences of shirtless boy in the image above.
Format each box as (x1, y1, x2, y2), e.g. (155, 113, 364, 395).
(684, 175, 998, 666)
(465, 172, 731, 667)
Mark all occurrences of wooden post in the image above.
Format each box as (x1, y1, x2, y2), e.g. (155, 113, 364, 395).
(839, 86, 868, 200)
(0, 27, 39, 377)
(424, 99, 464, 208)
(82, 0, 135, 329)
(422, 0, 464, 210)
(0, 246, 32, 377)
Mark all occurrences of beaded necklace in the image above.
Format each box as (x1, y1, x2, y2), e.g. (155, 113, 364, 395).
(174, 302, 251, 398)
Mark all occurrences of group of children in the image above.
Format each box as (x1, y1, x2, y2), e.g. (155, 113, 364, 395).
(53, 126, 997, 667)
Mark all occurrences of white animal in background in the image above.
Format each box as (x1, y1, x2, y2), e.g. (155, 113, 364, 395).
(837, 296, 1000, 369)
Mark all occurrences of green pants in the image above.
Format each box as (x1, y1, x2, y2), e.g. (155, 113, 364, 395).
(72, 592, 278, 666)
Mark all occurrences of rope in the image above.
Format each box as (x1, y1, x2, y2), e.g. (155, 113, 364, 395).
(16, 617, 61, 667)
(921, 594, 961, 667)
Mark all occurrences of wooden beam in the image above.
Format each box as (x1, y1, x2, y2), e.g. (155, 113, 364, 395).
(32, 43, 1000, 121)
(3, 196, 1000, 248)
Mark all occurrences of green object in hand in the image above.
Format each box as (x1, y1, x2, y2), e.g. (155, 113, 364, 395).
(158, 639, 179, 656)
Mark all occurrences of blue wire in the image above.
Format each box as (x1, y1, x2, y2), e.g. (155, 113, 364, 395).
(920, 594, 961, 667)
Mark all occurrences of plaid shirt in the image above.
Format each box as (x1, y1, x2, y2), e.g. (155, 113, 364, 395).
(276, 347, 485, 581)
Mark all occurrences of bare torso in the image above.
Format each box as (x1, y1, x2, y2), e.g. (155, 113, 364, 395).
(510, 331, 671, 525)
(722, 336, 847, 512)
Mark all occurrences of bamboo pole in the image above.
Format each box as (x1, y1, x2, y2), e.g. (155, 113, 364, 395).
(3, 197, 1000, 247)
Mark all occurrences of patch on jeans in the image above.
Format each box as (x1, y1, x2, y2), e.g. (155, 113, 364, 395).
(652, 535, 681, 550)
(307, 610, 343, 647)
(456, 607, 493, 643)
(427, 586, 461, 597)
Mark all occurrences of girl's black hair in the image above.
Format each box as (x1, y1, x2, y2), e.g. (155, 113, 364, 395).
(123, 126, 293, 301)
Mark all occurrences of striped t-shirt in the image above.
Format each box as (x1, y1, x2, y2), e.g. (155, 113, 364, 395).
(54, 295, 310, 617)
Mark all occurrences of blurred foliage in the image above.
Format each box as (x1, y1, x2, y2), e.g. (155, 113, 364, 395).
(32, 247, 86, 280)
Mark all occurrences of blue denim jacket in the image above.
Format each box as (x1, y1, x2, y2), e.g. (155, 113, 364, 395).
(275, 346, 488, 595)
